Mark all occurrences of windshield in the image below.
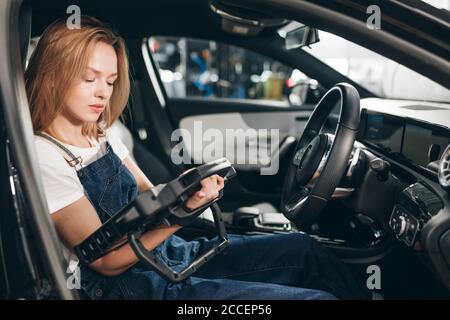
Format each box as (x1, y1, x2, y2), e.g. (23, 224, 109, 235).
(302, 31, 450, 103)
(421, 0, 450, 9)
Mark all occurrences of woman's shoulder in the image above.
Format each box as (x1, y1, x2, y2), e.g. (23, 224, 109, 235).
(34, 135, 73, 170)
(34, 134, 61, 156)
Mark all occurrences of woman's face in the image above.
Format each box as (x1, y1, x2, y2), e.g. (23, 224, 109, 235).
(63, 41, 118, 125)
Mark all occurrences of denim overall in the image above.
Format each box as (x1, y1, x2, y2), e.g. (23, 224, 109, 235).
(41, 134, 371, 300)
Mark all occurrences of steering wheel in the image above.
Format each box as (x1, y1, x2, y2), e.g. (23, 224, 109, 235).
(281, 83, 360, 228)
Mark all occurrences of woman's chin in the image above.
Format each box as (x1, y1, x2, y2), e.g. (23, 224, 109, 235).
(82, 114, 102, 123)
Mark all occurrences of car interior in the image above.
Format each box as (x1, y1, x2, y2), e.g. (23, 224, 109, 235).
(1, 0, 450, 299)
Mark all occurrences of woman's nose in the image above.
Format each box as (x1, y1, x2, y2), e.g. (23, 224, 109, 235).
(94, 81, 110, 99)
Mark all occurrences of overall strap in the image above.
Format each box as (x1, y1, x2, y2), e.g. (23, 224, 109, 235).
(35, 132, 84, 171)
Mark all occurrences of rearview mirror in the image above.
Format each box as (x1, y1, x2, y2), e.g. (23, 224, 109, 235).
(285, 26, 319, 50)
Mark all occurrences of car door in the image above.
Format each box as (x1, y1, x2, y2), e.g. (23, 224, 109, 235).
(147, 36, 327, 211)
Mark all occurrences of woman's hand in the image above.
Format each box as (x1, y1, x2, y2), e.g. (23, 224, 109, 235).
(185, 174, 225, 210)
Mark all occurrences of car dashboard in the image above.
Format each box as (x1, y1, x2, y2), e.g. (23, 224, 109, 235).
(359, 108, 450, 178)
(353, 98, 450, 290)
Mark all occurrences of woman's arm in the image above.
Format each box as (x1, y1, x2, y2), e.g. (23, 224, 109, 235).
(51, 156, 224, 276)
(52, 195, 181, 276)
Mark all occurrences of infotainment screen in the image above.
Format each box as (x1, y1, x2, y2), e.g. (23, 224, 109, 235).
(402, 124, 432, 167)
(362, 111, 450, 171)
(364, 114, 403, 154)
(403, 124, 450, 167)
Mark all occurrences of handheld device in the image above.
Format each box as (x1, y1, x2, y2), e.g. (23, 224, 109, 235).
(74, 158, 236, 282)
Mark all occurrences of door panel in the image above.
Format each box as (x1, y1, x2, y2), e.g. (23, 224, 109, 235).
(179, 111, 310, 169)
(170, 101, 314, 209)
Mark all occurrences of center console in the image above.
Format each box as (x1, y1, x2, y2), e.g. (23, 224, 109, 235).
(390, 182, 442, 246)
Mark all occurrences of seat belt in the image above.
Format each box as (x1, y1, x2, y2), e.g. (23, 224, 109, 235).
(129, 81, 150, 141)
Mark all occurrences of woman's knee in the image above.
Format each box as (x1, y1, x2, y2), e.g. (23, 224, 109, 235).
(276, 232, 315, 256)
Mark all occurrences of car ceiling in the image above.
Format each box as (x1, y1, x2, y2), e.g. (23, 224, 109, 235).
(27, 0, 450, 55)
(23, 0, 450, 90)
(27, 0, 260, 40)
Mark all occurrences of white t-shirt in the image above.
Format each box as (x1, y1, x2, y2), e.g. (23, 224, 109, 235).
(35, 130, 129, 214)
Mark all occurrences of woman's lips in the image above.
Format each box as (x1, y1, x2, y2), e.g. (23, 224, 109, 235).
(89, 105, 104, 112)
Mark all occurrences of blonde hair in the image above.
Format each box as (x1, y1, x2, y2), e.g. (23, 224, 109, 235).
(25, 16, 130, 140)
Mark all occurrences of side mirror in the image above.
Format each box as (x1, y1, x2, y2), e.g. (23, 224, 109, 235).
(285, 26, 320, 50)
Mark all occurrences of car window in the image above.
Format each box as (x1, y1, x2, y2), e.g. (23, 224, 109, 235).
(149, 36, 322, 106)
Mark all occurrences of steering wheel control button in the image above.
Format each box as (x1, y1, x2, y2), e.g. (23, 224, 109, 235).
(298, 145, 312, 169)
(293, 148, 306, 166)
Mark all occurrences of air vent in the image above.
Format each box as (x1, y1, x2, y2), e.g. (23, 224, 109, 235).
(438, 145, 450, 190)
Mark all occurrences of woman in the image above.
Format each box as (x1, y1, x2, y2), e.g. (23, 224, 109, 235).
(26, 16, 370, 300)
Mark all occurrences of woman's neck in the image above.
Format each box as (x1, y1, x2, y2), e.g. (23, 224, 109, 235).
(46, 115, 92, 148)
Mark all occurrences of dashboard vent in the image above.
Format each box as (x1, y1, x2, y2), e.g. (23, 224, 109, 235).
(439, 145, 450, 190)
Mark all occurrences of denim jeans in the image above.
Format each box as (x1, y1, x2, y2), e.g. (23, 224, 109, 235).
(82, 232, 370, 300)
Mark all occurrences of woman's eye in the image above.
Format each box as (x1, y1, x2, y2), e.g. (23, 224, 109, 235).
(85, 78, 95, 82)
(107, 82, 114, 86)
